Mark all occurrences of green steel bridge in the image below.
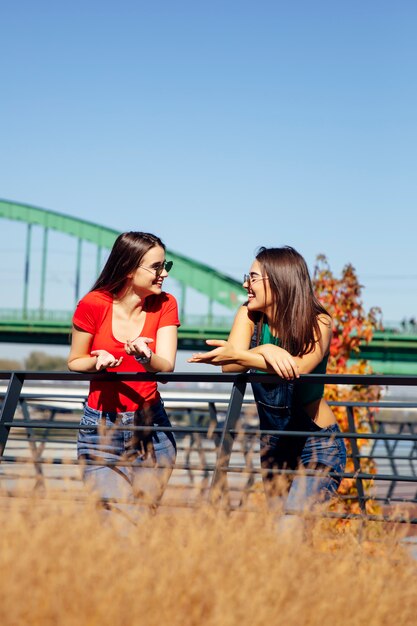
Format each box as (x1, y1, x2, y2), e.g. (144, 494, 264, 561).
(1, 199, 417, 375)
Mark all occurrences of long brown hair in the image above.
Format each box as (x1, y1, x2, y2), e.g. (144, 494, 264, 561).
(256, 246, 330, 356)
(91, 231, 165, 294)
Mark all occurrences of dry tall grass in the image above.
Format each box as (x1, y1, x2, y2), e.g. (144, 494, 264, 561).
(0, 491, 416, 626)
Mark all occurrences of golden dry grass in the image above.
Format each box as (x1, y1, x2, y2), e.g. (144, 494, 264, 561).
(0, 493, 416, 626)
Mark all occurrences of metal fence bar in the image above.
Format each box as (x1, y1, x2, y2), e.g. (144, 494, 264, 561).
(385, 423, 402, 502)
(346, 406, 367, 514)
(210, 376, 247, 505)
(1, 452, 416, 485)
(0, 372, 24, 455)
(1, 371, 417, 385)
(4, 419, 417, 441)
(20, 400, 46, 488)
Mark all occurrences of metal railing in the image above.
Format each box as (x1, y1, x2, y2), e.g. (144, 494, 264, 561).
(0, 371, 416, 524)
(0, 309, 236, 328)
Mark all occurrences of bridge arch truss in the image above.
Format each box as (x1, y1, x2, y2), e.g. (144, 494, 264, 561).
(0, 199, 244, 324)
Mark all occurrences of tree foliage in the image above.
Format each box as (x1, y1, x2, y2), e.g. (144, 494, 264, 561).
(312, 255, 383, 517)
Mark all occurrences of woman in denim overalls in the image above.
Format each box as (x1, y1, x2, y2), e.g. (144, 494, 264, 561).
(189, 246, 346, 518)
(68, 232, 179, 523)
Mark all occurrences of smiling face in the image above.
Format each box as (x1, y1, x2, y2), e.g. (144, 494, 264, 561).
(243, 259, 274, 315)
(129, 245, 169, 297)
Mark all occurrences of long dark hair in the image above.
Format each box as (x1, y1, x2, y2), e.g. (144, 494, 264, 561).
(91, 231, 165, 294)
(256, 246, 330, 356)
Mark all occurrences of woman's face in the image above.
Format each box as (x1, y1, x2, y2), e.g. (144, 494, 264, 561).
(243, 259, 273, 314)
(129, 245, 169, 297)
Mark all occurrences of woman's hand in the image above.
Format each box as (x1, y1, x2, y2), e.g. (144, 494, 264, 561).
(257, 344, 299, 380)
(90, 350, 123, 370)
(124, 338, 154, 360)
(188, 340, 238, 366)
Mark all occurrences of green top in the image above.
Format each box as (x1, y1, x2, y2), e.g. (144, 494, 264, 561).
(259, 323, 328, 406)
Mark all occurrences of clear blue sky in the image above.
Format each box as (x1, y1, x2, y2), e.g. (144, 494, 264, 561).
(1, 0, 417, 328)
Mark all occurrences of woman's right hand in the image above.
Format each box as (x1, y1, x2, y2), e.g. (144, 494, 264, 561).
(188, 340, 239, 366)
(90, 350, 123, 370)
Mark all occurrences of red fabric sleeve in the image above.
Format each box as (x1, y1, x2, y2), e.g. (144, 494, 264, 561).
(72, 291, 108, 334)
(159, 293, 181, 328)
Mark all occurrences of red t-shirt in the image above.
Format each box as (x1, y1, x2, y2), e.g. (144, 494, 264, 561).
(73, 290, 180, 412)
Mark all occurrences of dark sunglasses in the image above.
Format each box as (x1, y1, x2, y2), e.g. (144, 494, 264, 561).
(140, 260, 173, 278)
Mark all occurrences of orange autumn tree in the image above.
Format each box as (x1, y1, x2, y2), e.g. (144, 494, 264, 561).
(312, 255, 383, 516)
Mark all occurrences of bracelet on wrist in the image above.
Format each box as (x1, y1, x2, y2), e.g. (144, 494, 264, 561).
(134, 351, 152, 364)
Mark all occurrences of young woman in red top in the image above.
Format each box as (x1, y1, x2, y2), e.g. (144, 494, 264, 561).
(68, 231, 180, 521)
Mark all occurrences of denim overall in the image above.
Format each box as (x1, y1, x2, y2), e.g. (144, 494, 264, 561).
(250, 325, 346, 511)
(252, 378, 316, 471)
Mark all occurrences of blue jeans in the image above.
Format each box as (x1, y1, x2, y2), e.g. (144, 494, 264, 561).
(251, 380, 346, 513)
(77, 399, 176, 522)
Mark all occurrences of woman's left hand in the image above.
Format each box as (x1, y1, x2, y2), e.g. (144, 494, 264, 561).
(125, 337, 153, 359)
(188, 340, 238, 365)
(257, 344, 300, 379)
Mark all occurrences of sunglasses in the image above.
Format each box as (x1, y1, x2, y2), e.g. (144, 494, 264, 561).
(139, 260, 173, 278)
(243, 273, 269, 285)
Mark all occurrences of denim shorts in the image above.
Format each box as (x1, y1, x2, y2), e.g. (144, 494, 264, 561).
(77, 399, 176, 462)
(300, 423, 346, 475)
(77, 399, 176, 514)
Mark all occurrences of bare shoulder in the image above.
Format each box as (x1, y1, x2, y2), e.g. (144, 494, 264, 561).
(228, 305, 255, 347)
(316, 313, 332, 351)
(317, 313, 332, 331)
(233, 305, 255, 328)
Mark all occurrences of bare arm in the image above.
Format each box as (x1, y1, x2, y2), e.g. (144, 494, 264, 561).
(188, 306, 300, 379)
(188, 308, 331, 380)
(67, 326, 123, 372)
(187, 305, 264, 373)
